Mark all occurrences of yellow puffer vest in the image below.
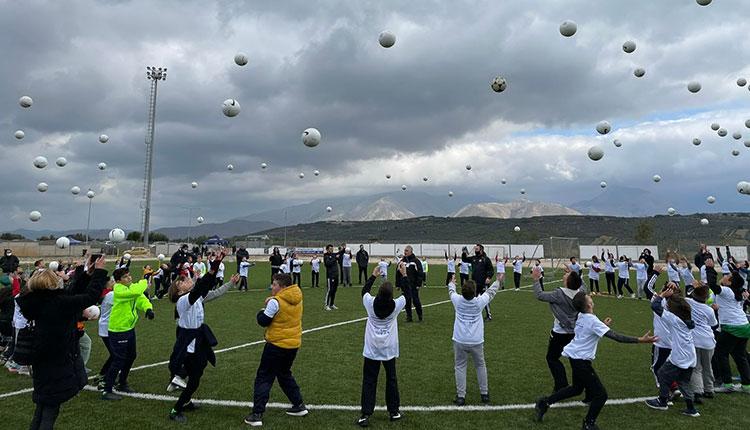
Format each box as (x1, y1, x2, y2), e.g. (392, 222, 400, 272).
(265, 285, 303, 349)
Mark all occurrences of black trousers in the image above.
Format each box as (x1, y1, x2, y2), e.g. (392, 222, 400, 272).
(651, 345, 672, 387)
(270, 268, 279, 283)
(239, 276, 248, 291)
(616, 278, 633, 295)
(657, 361, 694, 401)
(513, 272, 521, 289)
(29, 403, 60, 430)
(403, 283, 422, 320)
(589, 278, 599, 293)
(361, 357, 400, 415)
(175, 353, 207, 413)
(538, 277, 544, 291)
(292, 272, 301, 286)
(359, 266, 368, 284)
(326, 277, 339, 306)
(715, 330, 750, 385)
(475, 282, 492, 318)
(546, 331, 575, 392)
(105, 329, 136, 391)
(547, 359, 608, 425)
(311, 271, 319, 288)
(459, 273, 469, 285)
(252, 343, 303, 414)
(98, 336, 114, 377)
(604, 273, 615, 294)
(338, 264, 344, 283)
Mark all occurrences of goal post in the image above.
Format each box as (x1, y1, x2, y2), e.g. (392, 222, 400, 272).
(548, 236, 580, 277)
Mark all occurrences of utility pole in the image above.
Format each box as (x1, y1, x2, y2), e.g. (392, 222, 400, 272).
(141, 66, 167, 250)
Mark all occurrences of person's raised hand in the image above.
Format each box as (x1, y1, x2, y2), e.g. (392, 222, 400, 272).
(372, 266, 381, 277)
(230, 273, 240, 285)
(95, 255, 106, 270)
(603, 317, 613, 327)
(531, 266, 542, 280)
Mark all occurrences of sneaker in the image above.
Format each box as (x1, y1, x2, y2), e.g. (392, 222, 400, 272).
(101, 391, 123, 401)
(645, 398, 668, 411)
(356, 415, 369, 427)
(630, 293, 636, 299)
(514, 288, 520, 291)
(244, 413, 263, 426)
(617, 295, 623, 299)
(285, 404, 308, 417)
(389, 411, 402, 421)
(331, 305, 338, 310)
(172, 375, 188, 389)
(97, 379, 106, 391)
(581, 421, 601, 430)
(681, 408, 700, 417)
(17, 366, 30, 376)
(534, 397, 549, 422)
(167, 382, 181, 392)
(481, 393, 490, 404)
(115, 384, 134, 394)
(485, 314, 492, 321)
(669, 390, 682, 402)
(183, 402, 200, 412)
(454, 396, 465, 406)
(324, 306, 332, 311)
(714, 384, 738, 393)
(701, 391, 714, 399)
(169, 409, 187, 423)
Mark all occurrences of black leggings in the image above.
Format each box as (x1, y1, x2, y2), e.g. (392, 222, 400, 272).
(715, 330, 750, 385)
(513, 272, 521, 289)
(589, 278, 599, 293)
(361, 357, 400, 415)
(311, 271, 319, 288)
(359, 266, 368, 284)
(239, 276, 248, 291)
(616, 278, 633, 295)
(98, 336, 114, 377)
(326, 277, 338, 306)
(174, 353, 207, 413)
(292, 272, 301, 286)
(29, 403, 60, 430)
(604, 273, 615, 294)
(546, 331, 575, 392)
(547, 358, 608, 425)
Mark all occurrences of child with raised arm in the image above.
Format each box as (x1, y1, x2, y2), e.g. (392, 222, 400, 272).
(494, 253, 507, 290)
(535, 292, 656, 430)
(643, 267, 674, 391)
(602, 251, 616, 295)
(616, 256, 634, 299)
(448, 273, 500, 406)
(588, 256, 601, 295)
(633, 257, 649, 299)
(645, 283, 699, 417)
(686, 282, 718, 403)
(445, 251, 457, 286)
(512, 254, 525, 291)
(356, 266, 405, 427)
(533, 266, 585, 394)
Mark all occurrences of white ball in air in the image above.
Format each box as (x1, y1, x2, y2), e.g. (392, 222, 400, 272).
(653, 174, 662, 183)
(56, 236, 70, 249)
(326, 206, 332, 212)
(385, 174, 391, 179)
(520, 189, 526, 195)
(490, 76, 507, 93)
(302, 128, 321, 147)
(261, 163, 267, 169)
(696, 0, 712, 6)
(711, 123, 720, 131)
(465, 164, 472, 171)
(97, 162, 107, 171)
(514, 226, 521, 232)
(313, 170, 320, 176)
(707, 195, 716, 204)
(222, 99, 241, 117)
(600, 181, 607, 188)
(448, 191, 454, 197)
(700, 218, 709, 226)
(19, 96, 33, 108)
(298, 172, 305, 179)
(595, 121, 611, 135)
(86, 190, 95, 199)
(99, 134, 109, 143)
(109, 228, 125, 243)
(622, 40, 636, 53)
(56, 157, 67, 167)
(33, 156, 48, 169)
(736, 181, 750, 194)
(733, 132, 742, 140)
(29, 211, 42, 222)
(588, 145, 604, 161)
(738, 78, 747, 87)
(692, 138, 701, 146)
(37, 182, 48, 192)
(501, 178, 507, 184)
(191, 181, 198, 189)
(227, 164, 234, 171)
(613, 139, 622, 148)
(687, 81, 702, 93)
(633, 68, 645, 78)
(14, 130, 24, 140)
(197, 216, 204, 224)
(559, 21, 577, 37)
(378, 31, 396, 48)
(70, 186, 80, 195)
(732, 149, 740, 157)
(718, 128, 727, 137)
(401, 185, 407, 191)
(157, 254, 165, 261)
(234, 52, 248, 66)
(667, 207, 676, 216)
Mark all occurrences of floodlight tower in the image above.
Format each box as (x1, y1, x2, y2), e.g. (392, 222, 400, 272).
(141, 66, 166, 249)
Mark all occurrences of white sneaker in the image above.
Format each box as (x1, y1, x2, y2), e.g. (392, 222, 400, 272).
(617, 295, 623, 299)
(630, 294, 636, 299)
(171, 375, 188, 389)
(325, 306, 332, 311)
(514, 288, 519, 291)
(166, 383, 181, 392)
(17, 366, 30, 376)
(331, 305, 339, 310)
(714, 384, 738, 393)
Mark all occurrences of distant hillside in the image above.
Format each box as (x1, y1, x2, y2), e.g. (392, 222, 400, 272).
(255, 213, 750, 252)
(572, 185, 664, 217)
(454, 199, 580, 218)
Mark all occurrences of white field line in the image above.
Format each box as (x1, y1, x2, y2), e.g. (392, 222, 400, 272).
(0, 280, 560, 401)
(79, 385, 655, 412)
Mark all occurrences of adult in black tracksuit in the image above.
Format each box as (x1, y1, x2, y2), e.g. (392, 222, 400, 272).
(268, 248, 282, 282)
(170, 246, 189, 281)
(461, 244, 495, 320)
(693, 244, 712, 269)
(17, 258, 108, 430)
(640, 249, 655, 279)
(324, 245, 339, 309)
(356, 245, 369, 285)
(0, 249, 20, 274)
(399, 246, 424, 322)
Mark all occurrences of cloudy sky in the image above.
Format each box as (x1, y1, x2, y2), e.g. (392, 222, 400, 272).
(2, 0, 750, 231)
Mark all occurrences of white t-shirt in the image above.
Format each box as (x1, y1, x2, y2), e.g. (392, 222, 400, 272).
(633, 262, 647, 280)
(588, 263, 600, 280)
(362, 294, 406, 361)
(660, 310, 697, 369)
(459, 261, 471, 275)
(496, 261, 506, 274)
(311, 258, 320, 272)
(569, 263, 581, 275)
(700, 266, 707, 283)
(264, 298, 280, 319)
(562, 313, 610, 361)
(292, 259, 302, 273)
(678, 266, 694, 285)
(666, 262, 681, 283)
(216, 262, 225, 279)
(98, 291, 114, 337)
(687, 298, 717, 349)
(604, 259, 614, 273)
(447, 259, 456, 273)
(343, 254, 352, 268)
(513, 259, 523, 274)
(192, 262, 206, 278)
(652, 297, 672, 349)
(617, 261, 630, 279)
(239, 261, 251, 277)
(714, 286, 748, 326)
(12, 297, 28, 330)
(535, 264, 544, 278)
(280, 263, 290, 274)
(177, 294, 206, 353)
(378, 261, 389, 277)
(448, 281, 498, 345)
(721, 260, 730, 275)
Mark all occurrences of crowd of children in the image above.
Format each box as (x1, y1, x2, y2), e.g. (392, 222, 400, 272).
(1, 243, 749, 430)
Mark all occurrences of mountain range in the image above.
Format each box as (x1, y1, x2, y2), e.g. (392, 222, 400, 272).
(5, 186, 668, 240)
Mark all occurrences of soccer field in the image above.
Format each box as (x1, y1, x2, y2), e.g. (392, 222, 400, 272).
(1, 261, 748, 429)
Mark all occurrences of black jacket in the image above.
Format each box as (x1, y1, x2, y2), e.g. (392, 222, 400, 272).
(269, 253, 283, 268)
(324, 252, 339, 279)
(401, 254, 423, 287)
(462, 252, 494, 286)
(16, 267, 107, 405)
(356, 249, 369, 267)
(0, 254, 19, 274)
(170, 249, 188, 268)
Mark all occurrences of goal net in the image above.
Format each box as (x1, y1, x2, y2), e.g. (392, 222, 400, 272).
(548, 236, 580, 276)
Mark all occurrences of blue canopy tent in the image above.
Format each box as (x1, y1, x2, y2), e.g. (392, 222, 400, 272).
(204, 235, 229, 246)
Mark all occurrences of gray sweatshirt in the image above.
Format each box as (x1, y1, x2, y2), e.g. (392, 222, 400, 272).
(533, 280, 583, 334)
